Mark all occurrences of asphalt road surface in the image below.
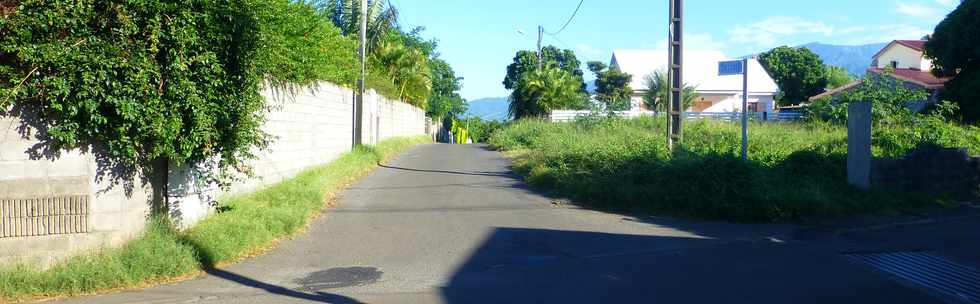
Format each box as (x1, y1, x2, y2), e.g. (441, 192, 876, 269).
(54, 144, 962, 304)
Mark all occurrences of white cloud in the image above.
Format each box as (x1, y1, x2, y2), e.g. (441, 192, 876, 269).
(896, 2, 943, 19)
(728, 17, 834, 46)
(843, 24, 931, 44)
(575, 43, 602, 56)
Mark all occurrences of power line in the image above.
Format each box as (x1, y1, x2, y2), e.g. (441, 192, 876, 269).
(544, 0, 585, 36)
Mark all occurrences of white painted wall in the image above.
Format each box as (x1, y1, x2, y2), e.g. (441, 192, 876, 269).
(877, 44, 928, 70)
(702, 94, 775, 113)
(2, 81, 428, 267)
(627, 92, 775, 113)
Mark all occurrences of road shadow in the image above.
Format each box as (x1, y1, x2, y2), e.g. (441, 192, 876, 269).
(202, 268, 365, 304)
(177, 233, 365, 304)
(438, 227, 940, 304)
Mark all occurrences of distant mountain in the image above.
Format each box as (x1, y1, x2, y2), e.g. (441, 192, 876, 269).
(465, 97, 510, 121)
(799, 42, 888, 77)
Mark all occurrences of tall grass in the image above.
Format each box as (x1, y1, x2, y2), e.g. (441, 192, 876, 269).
(490, 118, 975, 222)
(0, 136, 431, 303)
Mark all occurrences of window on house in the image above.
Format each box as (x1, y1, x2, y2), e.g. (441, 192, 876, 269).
(890, 61, 899, 69)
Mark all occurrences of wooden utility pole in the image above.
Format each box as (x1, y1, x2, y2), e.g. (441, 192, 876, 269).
(667, 0, 683, 149)
(354, 0, 367, 148)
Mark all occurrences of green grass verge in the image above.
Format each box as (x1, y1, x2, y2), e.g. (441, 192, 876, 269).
(490, 118, 975, 222)
(0, 136, 431, 302)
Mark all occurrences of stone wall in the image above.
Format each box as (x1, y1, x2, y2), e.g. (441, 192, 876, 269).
(872, 147, 980, 198)
(1, 81, 428, 267)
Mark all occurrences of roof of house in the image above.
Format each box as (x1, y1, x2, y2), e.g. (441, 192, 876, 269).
(873, 40, 927, 59)
(808, 80, 864, 101)
(610, 49, 779, 95)
(868, 67, 949, 89)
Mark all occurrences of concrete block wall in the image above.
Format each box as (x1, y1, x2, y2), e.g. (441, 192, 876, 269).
(165, 82, 427, 232)
(872, 147, 980, 198)
(2, 81, 428, 268)
(0, 113, 154, 267)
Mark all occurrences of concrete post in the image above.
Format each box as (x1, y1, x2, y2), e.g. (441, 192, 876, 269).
(848, 102, 872, 190)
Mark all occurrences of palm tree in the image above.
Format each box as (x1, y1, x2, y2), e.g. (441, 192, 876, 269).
(642, 71, 699, 114)
(325, 0, 399, 51)
(509, 65, 587, 119)
(369, 39, 432, 107)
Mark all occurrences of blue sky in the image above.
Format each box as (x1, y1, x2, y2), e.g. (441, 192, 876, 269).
(394, 0, 959, 100)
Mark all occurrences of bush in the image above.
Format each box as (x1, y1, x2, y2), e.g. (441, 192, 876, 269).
(461, 117, 505, 143)
(0, 0, 358, 178)
(491, 118, 975, 222)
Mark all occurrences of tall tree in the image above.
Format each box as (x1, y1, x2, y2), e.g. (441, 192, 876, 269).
(825, 65, 853, 89)
(642, 71, 699, 114)
(427, 58, 466, 119)
(503, 46, 586, 91)
(326, 0, 398, 51)
(370, 38, 432, 106)
(588, 61, 633, 111)
(509, 65, 588, 119)
(759, 46, 829, 106)
(925, 0, 980, 123)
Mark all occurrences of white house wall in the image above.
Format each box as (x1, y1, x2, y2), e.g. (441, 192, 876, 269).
(877, 44, 928, 70)
(702, 94, 775, 113)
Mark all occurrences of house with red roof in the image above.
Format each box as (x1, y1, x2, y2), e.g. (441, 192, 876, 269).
(810, 40, 950, 105)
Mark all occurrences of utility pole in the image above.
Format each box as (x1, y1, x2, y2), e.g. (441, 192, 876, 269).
(537, 25, 544, 70)
(353, 0, 367, 148)
(741, 58, 749, 160)
(667, 0, 683, 149)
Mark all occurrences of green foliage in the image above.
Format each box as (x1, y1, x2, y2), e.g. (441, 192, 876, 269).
(461, 117, 505, 143)
(925, 0, 980, 123)
(825, 65, 853, 89)
(509, 64, 588, 119)
(325, 0, 398, 51)
(805, 74, 929, 125)
(642, 71, 698, 113)
(490, 118, 975, 222)
(0, 136, 430, 302)
(0, 0, 360, 178)
(369, 37, 432, 107)
(759, 46, 829, 105)
(426, 58, 466, 119)
(588, 61, 633, 111)
(503, 45, 586, 91)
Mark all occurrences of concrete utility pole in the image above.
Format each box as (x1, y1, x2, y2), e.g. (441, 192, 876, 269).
(354, 0, 367, 148)
(741, 58, 749, 160)
(667, 0, 683, 149)
(537, 25, 544, 70)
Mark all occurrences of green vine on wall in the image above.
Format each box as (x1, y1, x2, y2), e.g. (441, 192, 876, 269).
(0, 0, 358, 180)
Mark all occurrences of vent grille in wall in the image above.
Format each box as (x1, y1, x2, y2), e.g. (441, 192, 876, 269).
(1, 196, 90, 238)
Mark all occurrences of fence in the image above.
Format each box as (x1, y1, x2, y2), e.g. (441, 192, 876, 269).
(550, 110, 804, 123)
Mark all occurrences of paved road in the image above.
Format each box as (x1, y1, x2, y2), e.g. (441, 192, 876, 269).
(55, 144, 972, 304)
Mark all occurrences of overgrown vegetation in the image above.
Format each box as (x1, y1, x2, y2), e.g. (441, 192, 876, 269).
(0, 0, 456, 184)
(490, 118, 978, 222)
(0, 136, 430, 303)
(925, 0, 980, 123)
(460, 117, 505, 143)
